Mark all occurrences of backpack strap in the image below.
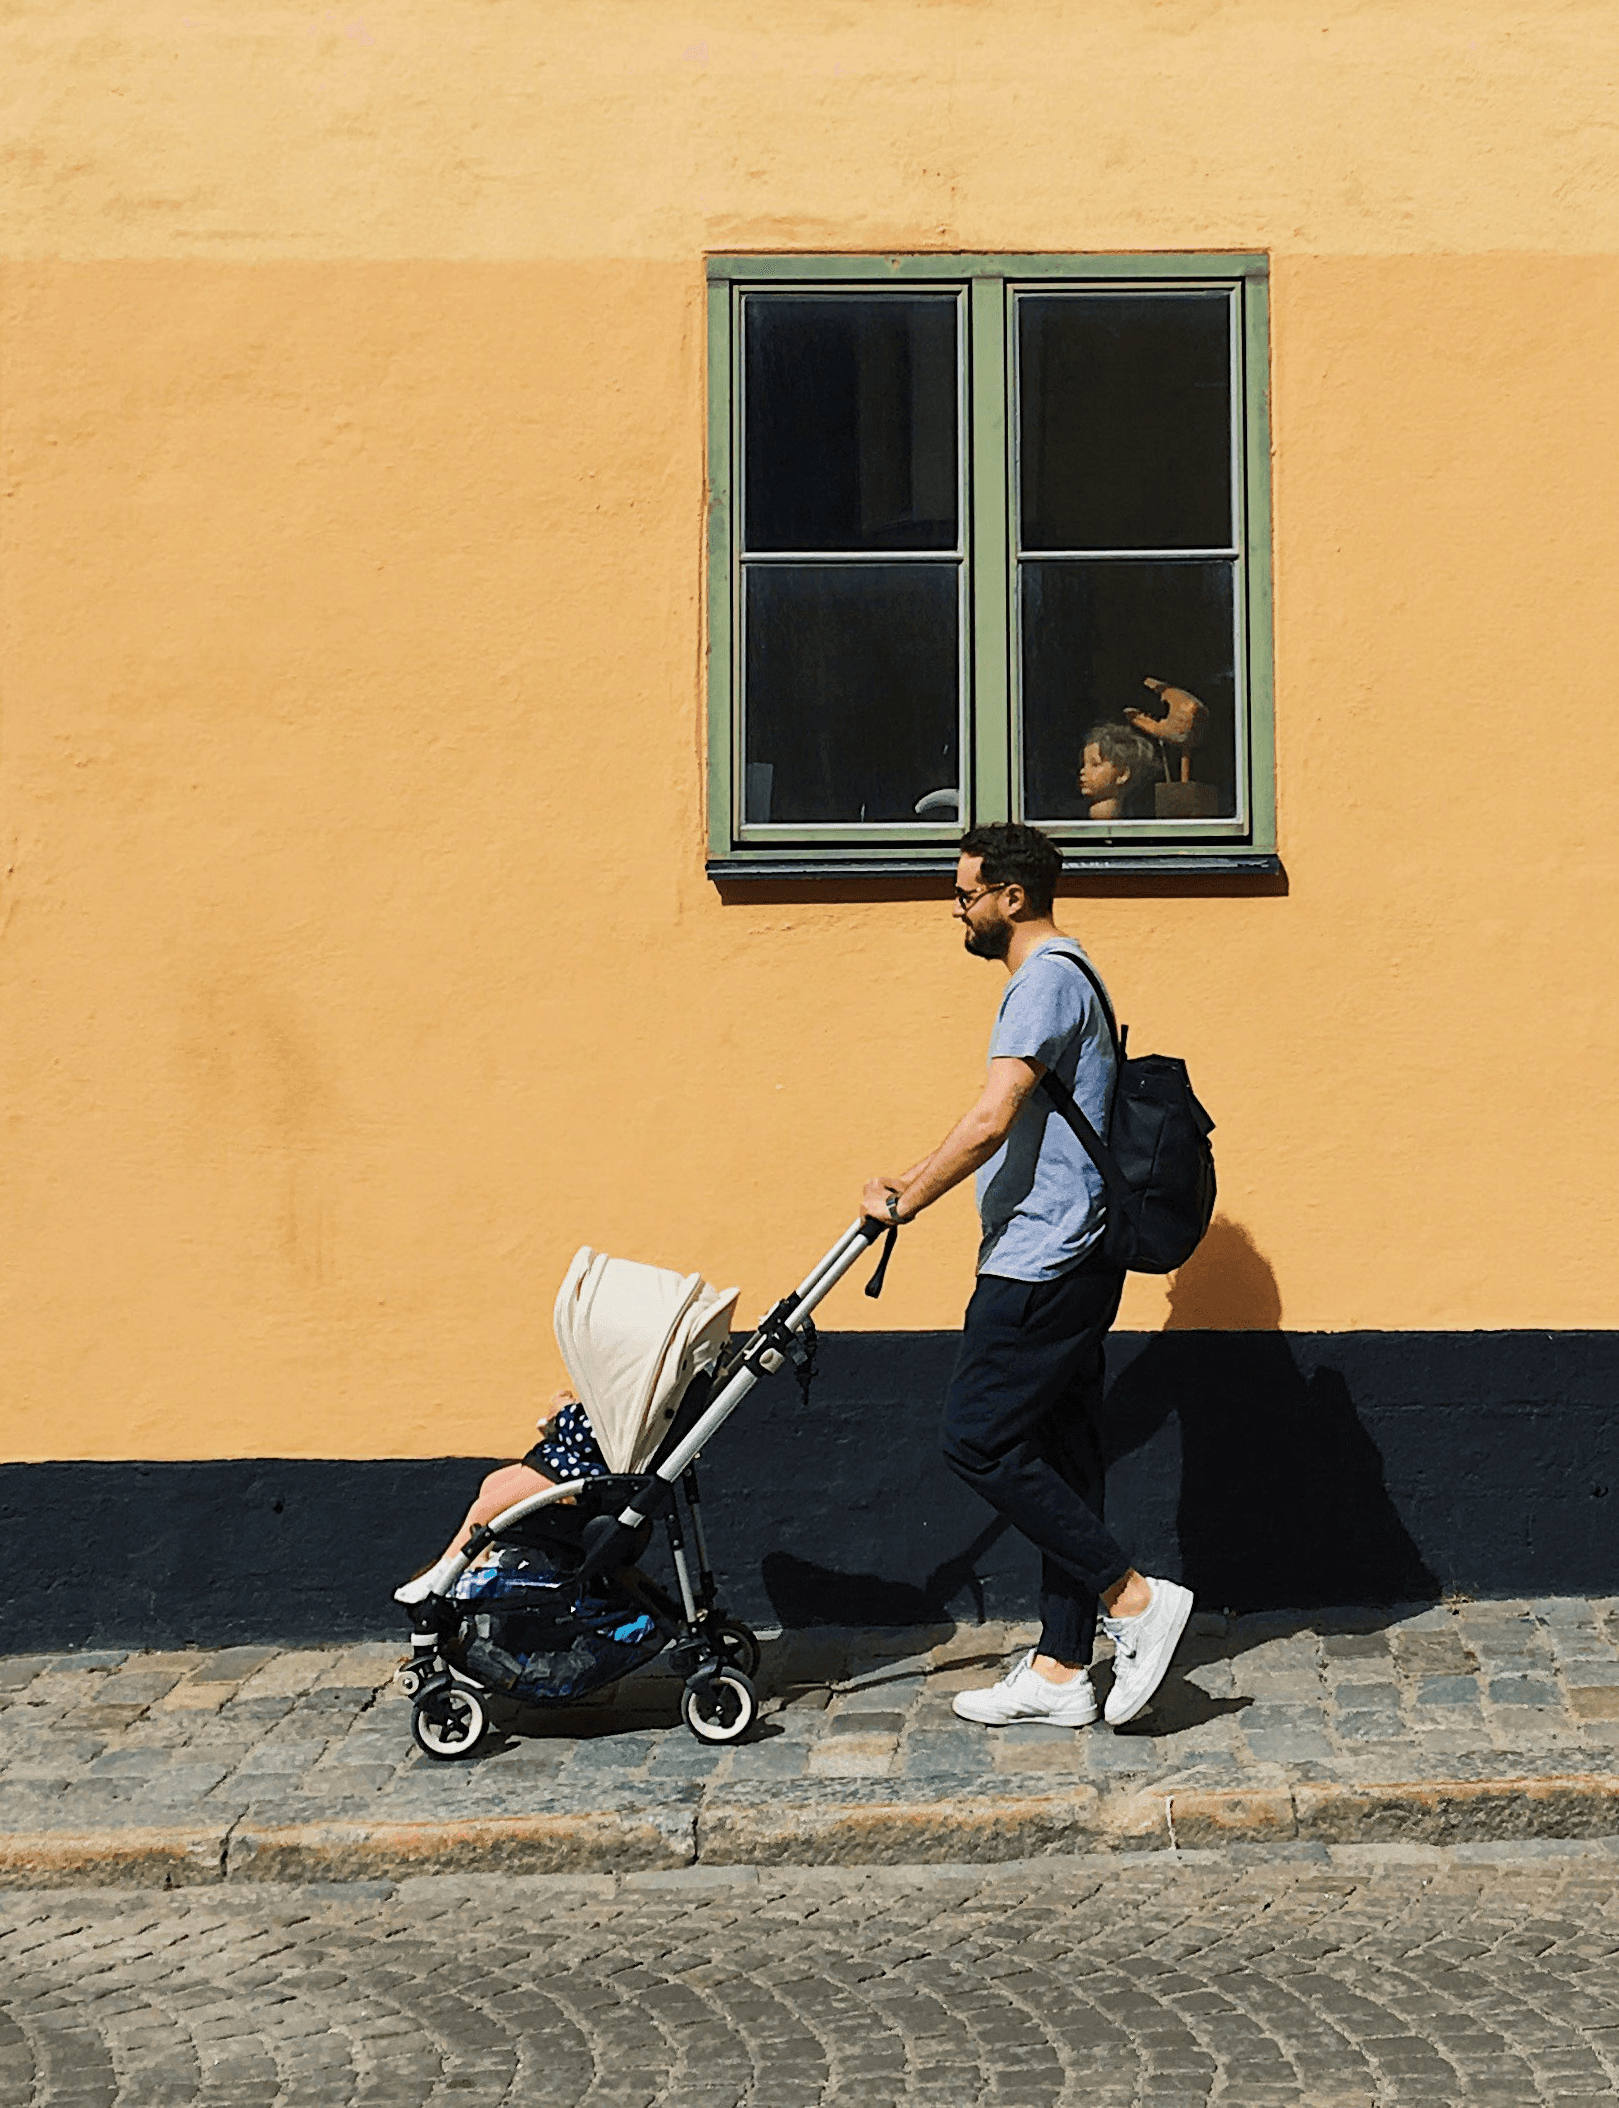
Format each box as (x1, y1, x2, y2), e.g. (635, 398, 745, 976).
(1042, 944, 1121, 1057)
(1038, 1064, 1135, 1218)
(1035, 949, 1136, 1223)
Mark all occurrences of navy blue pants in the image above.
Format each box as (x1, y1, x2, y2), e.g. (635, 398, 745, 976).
(940, 1256, 1131, 1665)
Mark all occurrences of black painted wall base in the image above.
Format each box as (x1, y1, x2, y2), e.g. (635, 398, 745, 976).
(4, 1330, 1617, 1652)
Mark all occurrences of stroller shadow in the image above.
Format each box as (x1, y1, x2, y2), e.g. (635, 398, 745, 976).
(481, 1682, 791, 1751)
(760, 1515, 1012, 1632)
(457, 1516, 1019, 1745)
(481, 1681, 690, 1744)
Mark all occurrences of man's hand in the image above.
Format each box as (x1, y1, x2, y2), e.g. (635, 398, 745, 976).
(862, 1176, 904, 1225)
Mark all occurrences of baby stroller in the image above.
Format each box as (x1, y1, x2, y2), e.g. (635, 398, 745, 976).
(397, 1217, 892, 1757)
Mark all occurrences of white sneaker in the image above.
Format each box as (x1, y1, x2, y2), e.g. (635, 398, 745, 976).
(1101, 1578, 1194, 1726)
(951, 1650, 1100, 1728)
(393, 1553, 460, 1607)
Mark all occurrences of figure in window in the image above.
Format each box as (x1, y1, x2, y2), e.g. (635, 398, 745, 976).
(1125, 676, 1220, 820)
(1077, 723, 1159, 820)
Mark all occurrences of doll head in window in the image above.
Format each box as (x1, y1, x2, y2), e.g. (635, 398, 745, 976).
(1077, 722, 1159, 820)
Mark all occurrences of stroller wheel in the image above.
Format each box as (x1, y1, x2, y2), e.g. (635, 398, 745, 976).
(681, 1667, 757, 1745)
(412, 1682, 490, 1760)
(710, 1619, 762, 1679)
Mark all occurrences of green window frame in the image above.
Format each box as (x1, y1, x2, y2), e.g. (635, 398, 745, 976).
(706, 252, 1276, 878)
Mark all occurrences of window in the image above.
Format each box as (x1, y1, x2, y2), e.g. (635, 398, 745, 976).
(706, 255, 1276, 877)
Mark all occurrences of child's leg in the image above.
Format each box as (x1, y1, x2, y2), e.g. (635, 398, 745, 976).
(437, 1461, 554, 1564)
(395, 1460, 555, 1606)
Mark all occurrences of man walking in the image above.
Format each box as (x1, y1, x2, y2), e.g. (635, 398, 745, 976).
(862, 822, 1191, 1729)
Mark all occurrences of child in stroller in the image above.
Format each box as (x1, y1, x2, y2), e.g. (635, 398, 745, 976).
(393, 1390, 607, 1608)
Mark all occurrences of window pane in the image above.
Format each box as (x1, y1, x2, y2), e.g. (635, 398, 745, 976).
(1019, 293, 1232, 553)
(744, 296, 959, 552)
(1020, 561, 1237, 821)
(744, 565, 959, 824)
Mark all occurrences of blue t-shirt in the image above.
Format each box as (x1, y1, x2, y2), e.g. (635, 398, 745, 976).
(975, 939, 1117, 1281)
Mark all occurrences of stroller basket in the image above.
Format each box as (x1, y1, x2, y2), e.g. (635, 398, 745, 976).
(451, 1546, 664, 1702)
(397, 1218, 890, 1758)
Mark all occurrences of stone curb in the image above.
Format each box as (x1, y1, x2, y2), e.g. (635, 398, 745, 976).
(226, 1807, 695, 1883)
(0, 1770, 1615, 1885)
(1291, 1771, 1619, 1846)
(0, 1825, 230, 1888)
(697, 1789, 1105, 1868)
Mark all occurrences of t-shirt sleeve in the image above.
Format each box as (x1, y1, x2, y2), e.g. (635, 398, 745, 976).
(989, 955, 1093, 1071)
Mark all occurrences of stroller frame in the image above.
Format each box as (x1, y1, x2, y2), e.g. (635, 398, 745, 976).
(399, 1217, 886, 1753)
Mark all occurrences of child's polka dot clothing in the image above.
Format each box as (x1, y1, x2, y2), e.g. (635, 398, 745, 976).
(524, 1400, 609, 1483)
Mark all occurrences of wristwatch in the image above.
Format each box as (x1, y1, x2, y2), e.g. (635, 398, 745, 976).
(885, 1191, 904, 1225)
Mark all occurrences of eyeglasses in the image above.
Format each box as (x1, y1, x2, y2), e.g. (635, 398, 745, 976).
(953, 881, 1011, 911)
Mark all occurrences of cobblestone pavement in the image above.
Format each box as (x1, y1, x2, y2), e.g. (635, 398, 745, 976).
(3, 1599, 1619, 1873)
(4, 1845, 1619, 2104)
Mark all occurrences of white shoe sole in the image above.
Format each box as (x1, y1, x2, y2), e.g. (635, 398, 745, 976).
(1104, 1586, 1194, 1726)
(952, 1691, 1099, 1729)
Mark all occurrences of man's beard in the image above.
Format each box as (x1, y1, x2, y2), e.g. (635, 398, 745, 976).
(963, 918, 1011, 961)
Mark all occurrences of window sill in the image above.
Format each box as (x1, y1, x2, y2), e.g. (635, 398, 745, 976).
(707, 852, 1283, 881)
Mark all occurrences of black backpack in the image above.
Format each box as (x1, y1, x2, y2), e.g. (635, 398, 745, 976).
(1039, 951, 1216, 1274)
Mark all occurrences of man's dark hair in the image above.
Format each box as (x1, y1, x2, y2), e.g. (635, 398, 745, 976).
(958, 822, 1063, 918)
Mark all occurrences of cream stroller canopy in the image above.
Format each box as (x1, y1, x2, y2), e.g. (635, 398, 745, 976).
(553, 1249, 741, 1476)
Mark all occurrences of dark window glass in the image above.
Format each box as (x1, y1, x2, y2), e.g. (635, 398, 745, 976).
(1019, 293, 1232, 553)
(744, 296, 959, 552)
(744, 566, 959, 824)
(1020, 561, 1237, 821)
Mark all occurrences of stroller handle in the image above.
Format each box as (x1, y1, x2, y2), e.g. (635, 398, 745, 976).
(621, 1219, 889, 1503)
(793, 1215, 885, 1301)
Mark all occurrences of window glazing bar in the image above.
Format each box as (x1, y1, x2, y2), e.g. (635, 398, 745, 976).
(741, 550, 966, 564)
(968, 274, 1011, 822)
(1014, 547, 1241, 562)
(737, 825, 967, 844)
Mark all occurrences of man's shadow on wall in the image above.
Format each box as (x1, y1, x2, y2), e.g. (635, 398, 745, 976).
(757, 1217, 1437, 1632)
(1102, 1219, 1438, 1614)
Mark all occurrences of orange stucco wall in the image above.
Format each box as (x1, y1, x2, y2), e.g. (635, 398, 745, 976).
(3, 3, 1618, 1462)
